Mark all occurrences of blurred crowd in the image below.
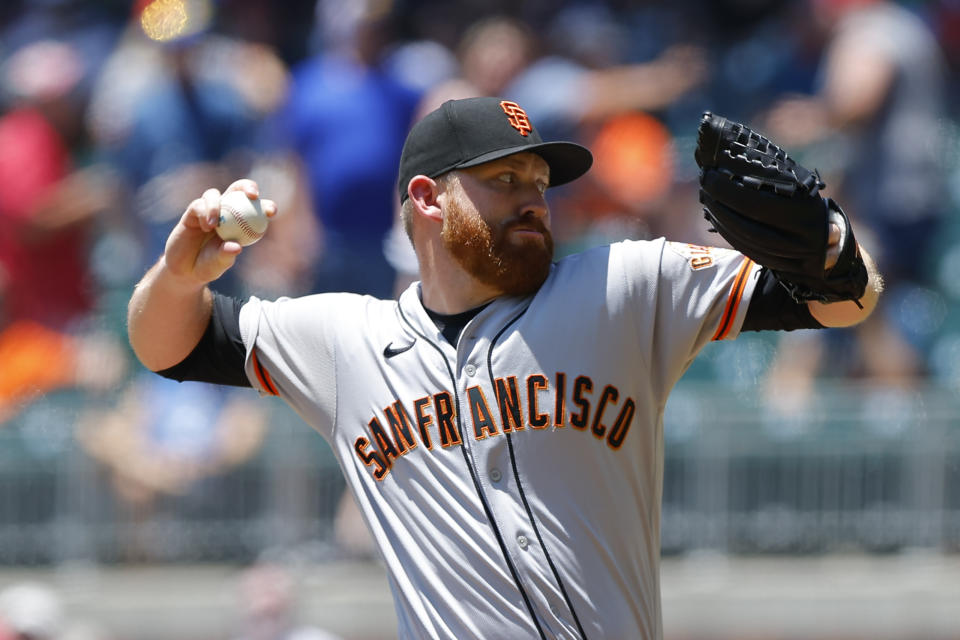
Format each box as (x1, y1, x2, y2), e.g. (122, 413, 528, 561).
(0, 563, 346, 640)
(2, 0, 960, 597)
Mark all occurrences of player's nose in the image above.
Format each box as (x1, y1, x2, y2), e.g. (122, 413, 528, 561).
(519, 186, 548, 221)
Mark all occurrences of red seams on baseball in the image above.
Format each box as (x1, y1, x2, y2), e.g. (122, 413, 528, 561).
(217, 191, 267, 246)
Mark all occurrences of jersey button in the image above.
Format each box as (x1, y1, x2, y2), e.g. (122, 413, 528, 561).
(464, 364, 477, 376)
(490, 469, 502, 482)
(517, 535, 529, 549)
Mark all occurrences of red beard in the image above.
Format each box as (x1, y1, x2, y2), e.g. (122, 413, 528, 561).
(442, 199, 554, 296)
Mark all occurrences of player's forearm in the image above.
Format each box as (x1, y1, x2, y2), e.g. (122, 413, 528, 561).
(127, 257, 215, 371)
(808, 245, 882, 327)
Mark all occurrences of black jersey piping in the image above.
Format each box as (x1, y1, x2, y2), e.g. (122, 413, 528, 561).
(396, 304, 548, 640)
(488, 311, 590, 640)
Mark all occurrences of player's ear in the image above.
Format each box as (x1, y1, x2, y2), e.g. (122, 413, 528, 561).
(408, 175, 443, 223)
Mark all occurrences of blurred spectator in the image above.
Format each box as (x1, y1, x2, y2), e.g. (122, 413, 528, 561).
(414, 15, 533, 112)
(0, 0, 123, 86)
(231, 563, 344, 640)
(0, 582, 63, 640)
(762, 0, 949, 386)
(506, 6, 706, 141)
(87, 0, 318, 297)
(0, 40, 98, 328)
(0, 39, 126, 422)
(411, 10, 706, 154)
(280, 0, 421, 298)
(506, 6, 708, 249)
(0, 584, 107, 640)
(77, 373, 267, 512)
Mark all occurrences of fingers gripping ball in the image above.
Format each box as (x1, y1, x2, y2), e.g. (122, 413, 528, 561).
(217, 191, 268, 246)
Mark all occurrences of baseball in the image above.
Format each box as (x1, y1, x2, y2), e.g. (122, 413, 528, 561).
(216, 191, 268, 246)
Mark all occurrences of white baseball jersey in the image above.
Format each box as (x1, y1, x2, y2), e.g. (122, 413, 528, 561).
(239, 238, 760, 640)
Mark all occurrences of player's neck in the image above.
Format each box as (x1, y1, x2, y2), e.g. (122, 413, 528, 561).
(416, 239, 503, 314)
(420, 279, 501, 315)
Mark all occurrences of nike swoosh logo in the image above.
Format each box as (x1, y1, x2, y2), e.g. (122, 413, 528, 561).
(383, 340, 416, 359)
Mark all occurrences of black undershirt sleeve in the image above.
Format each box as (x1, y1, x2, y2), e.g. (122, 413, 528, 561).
(742, 267, 825, 332)
(155, 292, 252, 387)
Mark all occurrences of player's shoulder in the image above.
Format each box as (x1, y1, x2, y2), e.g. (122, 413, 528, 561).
(553, 237, 668, 272)
(659, 239, 743, 270)
(593, 237, 741, 269)
(543, 239, 666, 297)
(246, 290, 382, 309)
(241, 291, 399, 333)
(551, 237, 743, 286)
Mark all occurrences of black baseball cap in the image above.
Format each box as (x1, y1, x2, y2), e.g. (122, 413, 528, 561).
(397, 97, 593, 202)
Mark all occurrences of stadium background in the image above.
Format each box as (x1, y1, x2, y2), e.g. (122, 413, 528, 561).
(1, 0, 960, 637)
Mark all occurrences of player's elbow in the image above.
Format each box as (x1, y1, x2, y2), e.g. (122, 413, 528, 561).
(125, 280, 210, 373)
(126, 304, 168, 372)
(126, 291, 151, 367)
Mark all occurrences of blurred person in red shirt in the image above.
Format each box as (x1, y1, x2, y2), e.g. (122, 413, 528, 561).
(0, 40, 97, 329)
(0, 39, 124, 422)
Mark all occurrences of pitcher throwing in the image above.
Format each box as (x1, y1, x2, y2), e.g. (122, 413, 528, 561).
(128, 98, 881, 639)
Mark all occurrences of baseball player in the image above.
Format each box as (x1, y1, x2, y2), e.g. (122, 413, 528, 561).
(128, 98, 881, 639)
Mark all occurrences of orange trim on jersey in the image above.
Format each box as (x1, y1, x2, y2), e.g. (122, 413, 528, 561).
(712, 257, 755, 341)
(251, 349, 279, 396)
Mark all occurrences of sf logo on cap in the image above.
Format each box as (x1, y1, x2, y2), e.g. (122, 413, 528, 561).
(500, 100, 532, 136)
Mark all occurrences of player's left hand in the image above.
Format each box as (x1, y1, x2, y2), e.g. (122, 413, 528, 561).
(694, 112, 868, 306)
(825, 221, 841, 270)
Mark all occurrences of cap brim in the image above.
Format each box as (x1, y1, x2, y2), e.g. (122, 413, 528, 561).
(454, 141, 593, 188)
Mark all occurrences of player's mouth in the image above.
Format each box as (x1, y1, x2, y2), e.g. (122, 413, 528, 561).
(505, 220, 548, 240)
(511, 227, 544, 238)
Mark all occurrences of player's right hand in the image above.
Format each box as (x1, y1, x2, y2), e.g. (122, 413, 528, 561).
(162, 179, 278, 286)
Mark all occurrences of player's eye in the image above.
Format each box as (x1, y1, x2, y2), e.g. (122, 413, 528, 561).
(536, 181, 548, 195)
(497, 172, 515, 184)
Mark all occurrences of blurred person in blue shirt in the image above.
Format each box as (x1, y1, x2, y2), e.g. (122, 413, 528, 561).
(87, 0, 315, 298)
(279, 0, 421, 298)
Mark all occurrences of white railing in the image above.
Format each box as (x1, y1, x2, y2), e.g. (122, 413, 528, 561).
(1, 379, 958, 565)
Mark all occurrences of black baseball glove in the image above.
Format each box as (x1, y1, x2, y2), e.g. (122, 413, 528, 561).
(694, 112, 868, 306)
